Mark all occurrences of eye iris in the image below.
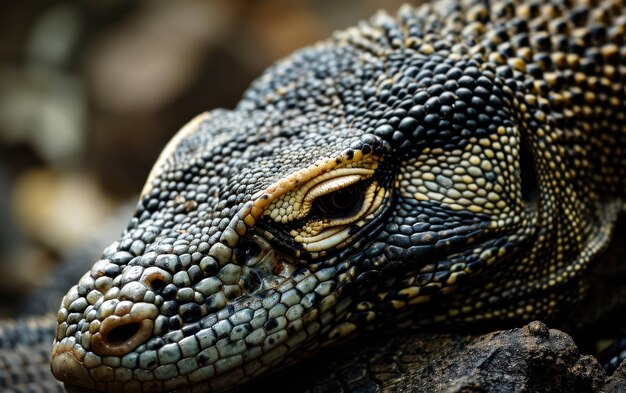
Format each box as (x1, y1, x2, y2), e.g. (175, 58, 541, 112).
(316, 184, 363, 216)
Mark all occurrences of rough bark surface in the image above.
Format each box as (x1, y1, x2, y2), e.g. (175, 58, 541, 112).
(241, 321, 625, 393)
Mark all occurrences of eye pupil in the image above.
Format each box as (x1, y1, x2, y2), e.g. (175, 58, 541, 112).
(315, 184, 364, 217)
(331, 188, 356, 209)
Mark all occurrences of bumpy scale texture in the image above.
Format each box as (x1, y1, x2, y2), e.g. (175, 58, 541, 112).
(51, 0, 626, 391)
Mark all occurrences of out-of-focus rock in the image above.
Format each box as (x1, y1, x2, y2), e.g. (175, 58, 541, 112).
(0, 68, 85, 166)
(26, 5, 81, 69)
(0, 164, 48, 314)
(1, 168, 124, 313)
(0, 3, 85, 168)
(86, 0, 236, 114)
(11, 169, 116, 252)
(246, 3, 326, 62)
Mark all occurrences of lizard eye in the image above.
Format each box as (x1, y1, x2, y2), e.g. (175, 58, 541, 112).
(313, 182, 365, 217)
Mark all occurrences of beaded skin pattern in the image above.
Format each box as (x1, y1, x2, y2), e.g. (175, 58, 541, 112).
(50, 0, 626, 391)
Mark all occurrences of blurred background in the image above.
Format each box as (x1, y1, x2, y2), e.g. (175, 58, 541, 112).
(0, 0, 414, 316)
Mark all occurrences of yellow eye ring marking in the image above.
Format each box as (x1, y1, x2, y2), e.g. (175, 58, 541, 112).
(290, 181, 387, 253)
(265, 166, 377, 223)
(294, 225, 346, 243)
(239, 146, 388, 254)
(243, 150, 383, 227)
(268, 171, 371, 223)
(298, 172, 368, 219)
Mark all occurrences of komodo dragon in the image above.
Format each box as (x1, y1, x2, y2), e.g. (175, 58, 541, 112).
(10, 0, 626, 391)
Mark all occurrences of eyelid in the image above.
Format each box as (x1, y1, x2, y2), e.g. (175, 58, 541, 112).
(264, 163, 378, 224)
(291, 168, 375, 220)
(290, 182, 386, 252)
(300, 174, 363, 215)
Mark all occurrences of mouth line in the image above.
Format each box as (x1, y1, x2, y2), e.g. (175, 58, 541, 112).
(50, 344, 94, 389)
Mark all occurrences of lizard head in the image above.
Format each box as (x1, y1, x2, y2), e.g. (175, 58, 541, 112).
(51, 6, 544, 393)
(50, 109, 400, 392)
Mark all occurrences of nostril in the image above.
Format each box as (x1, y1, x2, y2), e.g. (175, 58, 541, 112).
(105, 323, 141, 346)
(91, 303, 158, 356)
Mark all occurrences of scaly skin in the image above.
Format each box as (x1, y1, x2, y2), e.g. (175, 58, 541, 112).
(50, 0, 626, 391)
